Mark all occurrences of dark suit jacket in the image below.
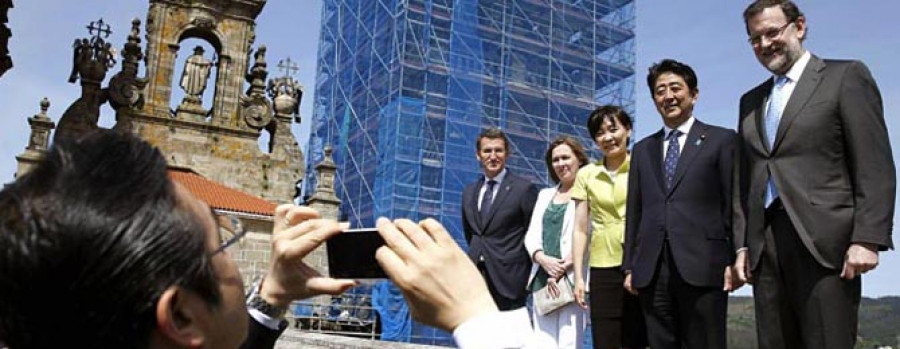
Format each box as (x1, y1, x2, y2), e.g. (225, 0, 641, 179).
(462, 171, 538, 300)
(624, 120, 736, 289)
(734, 56, 896, 270)
(239, 316, 287, 349)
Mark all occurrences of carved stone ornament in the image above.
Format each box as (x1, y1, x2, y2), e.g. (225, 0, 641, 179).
(241, 94, 272, 130)
(268, 57, 302, 118)
(108, 18, 146, 111)
(27, 98, 54, 151)
(68, 19, 116, 85)
(191, 16, 216, 29)
(267, 77, 300, 116)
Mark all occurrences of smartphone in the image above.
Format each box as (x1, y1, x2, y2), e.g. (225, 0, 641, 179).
(326, 228, 387, 279)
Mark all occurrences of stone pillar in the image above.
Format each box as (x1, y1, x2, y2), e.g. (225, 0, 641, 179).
(15, 98, 54, 177)
(307, 146, 341, 220)
(304, 145, 342, 311)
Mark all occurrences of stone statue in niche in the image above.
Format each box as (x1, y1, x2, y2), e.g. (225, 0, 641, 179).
(179, 46, 213, 102)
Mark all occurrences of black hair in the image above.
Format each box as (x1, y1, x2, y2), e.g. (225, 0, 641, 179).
(0, 130, 221, 348)
(476, 127, 510, 153)
(646, 59, 699, 95)
(743, 0, 805, 35)
(587, 105, 633, 139)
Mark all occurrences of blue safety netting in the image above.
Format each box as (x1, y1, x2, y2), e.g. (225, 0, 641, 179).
(305, 0, 635, 345)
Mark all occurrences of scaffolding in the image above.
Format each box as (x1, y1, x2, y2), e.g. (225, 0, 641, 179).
(304, 0, 635, 345)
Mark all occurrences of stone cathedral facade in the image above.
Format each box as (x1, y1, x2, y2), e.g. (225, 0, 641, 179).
(21, 0, 305, 204)
(14, 0, 342, 292)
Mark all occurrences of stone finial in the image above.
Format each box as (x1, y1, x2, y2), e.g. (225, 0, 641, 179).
(122, 18, 143, 65)
(267, 57, 302, 119)
(240, 45, 273, 130)
(307, 144, 341, 220)
(55, 19, 114, 142)
(68, 18, 116, 85)
(108, 17, 147, 116)
(37, 97, 50, 117)
(323, 146, 334, 165)
(16, 98, 56, 178)
(245, 45, 268, 96)
(310, 145, 340, 201)
(27, 98, 54, 151)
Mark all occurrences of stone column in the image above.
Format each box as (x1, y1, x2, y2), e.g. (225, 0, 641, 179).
(307, 146, 341, 221)
(305, 146, 343, 311)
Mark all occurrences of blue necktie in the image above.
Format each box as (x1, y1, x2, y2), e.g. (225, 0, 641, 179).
(480, 180, 497, 222)
(664, 130, 682, 190)
(765, 76, 789, 207)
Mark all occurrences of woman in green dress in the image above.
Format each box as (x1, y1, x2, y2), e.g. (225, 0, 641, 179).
(525, 135, 589, 348)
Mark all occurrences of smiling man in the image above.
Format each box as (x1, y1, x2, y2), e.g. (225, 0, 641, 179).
(733, 1, 896, 348)
(623, 59, 739, 349)
(0, 130, 356, 348)
(461, 128, 539, 310)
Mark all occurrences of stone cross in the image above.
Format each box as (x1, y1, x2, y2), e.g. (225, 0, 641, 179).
(86, 18, 112, 39)
(277, 57, 298, 78)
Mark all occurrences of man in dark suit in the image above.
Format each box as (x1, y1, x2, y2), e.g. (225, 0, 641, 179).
(623, 59, 738, 349)
(462, 128, 539, 310)
(733, 1, 896, 348)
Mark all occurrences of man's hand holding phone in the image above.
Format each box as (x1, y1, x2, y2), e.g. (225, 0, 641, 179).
(374, 217, 497, 332)
(258, 205, 358, 307)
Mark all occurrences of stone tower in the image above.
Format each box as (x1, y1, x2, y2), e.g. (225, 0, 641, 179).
(123, 0, 304, 202)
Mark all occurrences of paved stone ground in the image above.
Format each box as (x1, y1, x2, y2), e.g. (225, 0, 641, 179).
(274, 329, 448, 349)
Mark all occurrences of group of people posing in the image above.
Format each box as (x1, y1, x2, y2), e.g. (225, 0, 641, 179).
(0, 1, 893, 349)
(460, 1, 895, 348)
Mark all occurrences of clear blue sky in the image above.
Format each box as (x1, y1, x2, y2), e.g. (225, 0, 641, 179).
(0, 1, 896, 297)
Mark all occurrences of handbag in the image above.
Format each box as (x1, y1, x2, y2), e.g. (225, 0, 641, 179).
(533, 275, 575, 316)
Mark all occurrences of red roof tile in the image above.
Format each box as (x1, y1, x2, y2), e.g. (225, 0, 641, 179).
(168, 168, 276, 217)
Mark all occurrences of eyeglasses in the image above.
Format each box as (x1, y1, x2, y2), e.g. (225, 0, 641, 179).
(212, 213, 247, 255)
(748, 22, 793, 46)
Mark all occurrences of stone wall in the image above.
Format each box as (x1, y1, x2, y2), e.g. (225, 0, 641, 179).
(275, 331, 445, 349)
(132, 116, 302, 203)
(230, 218, 330, 288)
(231, 231, 272, 287)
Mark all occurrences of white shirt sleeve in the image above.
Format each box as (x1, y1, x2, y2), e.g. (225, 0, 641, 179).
(247, 306, 283, 330)
(452, 308, 534, 348)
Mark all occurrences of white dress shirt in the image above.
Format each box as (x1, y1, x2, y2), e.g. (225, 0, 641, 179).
(770, 50, 811, 111)
(477, 168, 507, 211)
(662, 115, 695, 158)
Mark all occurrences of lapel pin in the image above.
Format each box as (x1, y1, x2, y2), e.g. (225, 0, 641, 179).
(695, 134, 706, 146)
